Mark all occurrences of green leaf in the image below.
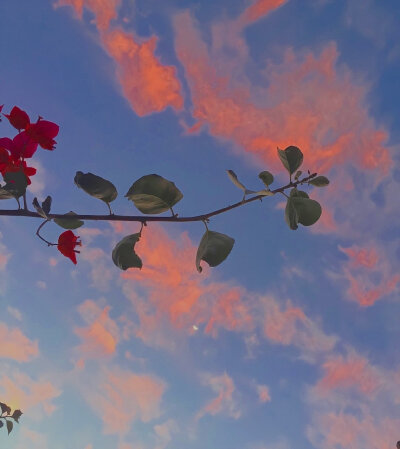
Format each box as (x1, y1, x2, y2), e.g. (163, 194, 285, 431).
(292, 197, 322, 226)
(54, 211, 84, 229)
(112, 233, 142, 270)
(32, 197, 48, 218)
(0, 186, 15, 200)
(74, 171, 117, 204)
(42, 196, 52, 215)
(254, 189, 275, 196)
(258, 171, 274, 187)
(294, 170, 302, 180)
(226, 170, 255, 195)
(2, 171, 28, 198)
(6, 420, 13, 435)
(11, 410, 22, 423)
(309, 175, 330, 187)
(196, 230, 235, 273)
(285, 197, 298, 230)
(290, 188, 309, 199)
(125, 174, 183, 214)
(0, 403, 11, 415)
(277, 146, 303, 175)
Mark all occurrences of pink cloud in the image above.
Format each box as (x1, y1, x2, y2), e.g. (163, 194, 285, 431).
(56, 0, 183, 116)
(316, 353, 380, 395)
(238, 0, 288, 26)
(256, 384, 271, 403)
(83, 367, 165, 435)
(0, 370, 61, 417)
(74, 299, 119, 360)
(196, 372, 241, 420)
(0, 322, 39, 362)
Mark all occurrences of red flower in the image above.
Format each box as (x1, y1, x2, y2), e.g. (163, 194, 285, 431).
(0, 148, 10, 172)
(26, 118, 59, 150)
(4, 106, 30, 131)
(1, 158, 36, 185)
(0, 132, 38, 158)
(57, 230, 82, 265)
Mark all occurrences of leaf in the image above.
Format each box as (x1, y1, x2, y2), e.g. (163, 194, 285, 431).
(125, 174, 183, 214)
(258, 171, 274, 187)
(0, 403, 11, 415)
(112, 233, 142, 270)
(290, 188, 309, 199)
(254, 189, 275, 196)
(2, 170, 28, 198)
(6, 420, 13, 435)
(0, 421, 3, 428)
(309, 175, 330, 187)
(0, 186, 15, 200)
(285, 197, 298, 230)
(294, 170, 302, 180)
(292, 197, 322, 226)
(227, 170, 255, 195)
(32, 197, 48, 218)
(196, 230, 235, 273)
(277, 146, 303, 175)
(11, 410, 22, 423)
(54, 211, 84, 229)
(42, 196, 52, 214)
(74, 171, 117, 204)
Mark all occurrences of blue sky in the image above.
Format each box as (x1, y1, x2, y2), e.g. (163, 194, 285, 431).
(1, 1, 400, 448)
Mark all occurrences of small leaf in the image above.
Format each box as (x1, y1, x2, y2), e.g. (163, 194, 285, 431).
(2, 170, 28, 198)
(258, 171, 274, 187)
(196, 230, 235, 273)
(294, 170, 302, 180)
(285, 198, 298, 230)
(277, 146, 303, 175)
(11, 410, 22, 423)
(74, 171, 117, 204)
(54, 211, 84, 229)
(6, 420, 13, 435)
(292, 197, 322, 226)
(290, 188, 309, 199)
(309, 175, 330, 187)
(112, 233, 142, 270)
(226, 170, 255, 195)
(0, 186, 15, 200)
(254, 189, 275, 196)
(41, 196, 52, 214)
(0, 403, 11, 415)
(125, 174, 183, 214)
(32, 197, 48, 218)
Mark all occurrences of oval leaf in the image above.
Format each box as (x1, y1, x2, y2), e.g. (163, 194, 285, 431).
(292, 197, 322, 226)
(32, 197, 48, 218)
(290, 188, 309, 199)
(42, 195, 52, 214)
(125, 174, 183, 214)
(112, 233, 142, 270)
(309, 175, 330, 187)
(54, 211, 84, 229)
(277, 146, 303, 175)
(196, 230, 235, 273)
(74, 171, 117, 203)
(6, 420, 13, 435)
(285, 197, 298, 230)
(2, 170, 28, 198)
(0, 186, 16, 200)
(258, 171, 274, 187)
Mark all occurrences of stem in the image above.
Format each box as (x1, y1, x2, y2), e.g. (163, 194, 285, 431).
(36, 220, 56, 247)
(0, 173, 317, 225)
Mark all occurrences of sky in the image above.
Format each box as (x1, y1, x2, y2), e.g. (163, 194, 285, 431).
(0, 0, 400, 448)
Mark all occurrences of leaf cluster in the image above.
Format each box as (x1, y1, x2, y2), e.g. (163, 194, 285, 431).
(0, 402, 22, 435)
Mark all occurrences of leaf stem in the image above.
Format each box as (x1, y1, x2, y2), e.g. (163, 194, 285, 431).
(36, 220, 57, 247)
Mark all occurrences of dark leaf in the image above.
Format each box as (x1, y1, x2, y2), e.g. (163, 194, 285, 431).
(6, 420, 13, 435)
(11, 410, 22, 423)
(32, 197, 48, 218)
(112, 233, 142, 270)
(309, 175, 330, 187)
(0, 403, 11, 415)
(277, 146, 303, 175)
(74, 171, 117, 204)
(258, 171, 274, 187)
(196, 230, 235, 273)
(54, 211, 84, 230)
(41, 195, 52, 214)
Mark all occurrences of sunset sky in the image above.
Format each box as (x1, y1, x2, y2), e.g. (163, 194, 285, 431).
(1, 1, 400, 448)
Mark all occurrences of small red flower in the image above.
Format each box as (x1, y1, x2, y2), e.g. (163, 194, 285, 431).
(26, 118, 59, 150)
(1, 158, 36, 185)
(4, 106, 30, 131)
(57, 230, 82, 265)
(0, 132, 38, 158)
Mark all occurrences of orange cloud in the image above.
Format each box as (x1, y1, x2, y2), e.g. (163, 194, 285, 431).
(239, 0, 288, 26)
(0, 370, 61, 417)
(174, 12, 391, 175)
(83, 367, 165, 434)
(56, 0, 183, 116)
(55, 0, 121, 30)
(74, 299, 119, 360)
(339, 244, 400, 306)
(196, 372, 240, 420)
(0, 322, 39, 362)
(316, 353, 380, 395)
